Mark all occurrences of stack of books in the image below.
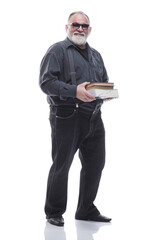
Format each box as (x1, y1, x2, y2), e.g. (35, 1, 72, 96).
(85, 82, 118, 99)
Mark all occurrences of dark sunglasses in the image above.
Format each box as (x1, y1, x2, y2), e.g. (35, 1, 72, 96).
(69, 22, 90, 30)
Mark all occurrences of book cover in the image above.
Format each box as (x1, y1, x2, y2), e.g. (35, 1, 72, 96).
(86, 82, 114, 90)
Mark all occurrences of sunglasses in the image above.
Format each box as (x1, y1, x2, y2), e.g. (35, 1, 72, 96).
(69, 22, 90, 30)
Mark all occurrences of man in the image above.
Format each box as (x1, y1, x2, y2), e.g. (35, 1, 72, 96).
(39, 11, 112, 227)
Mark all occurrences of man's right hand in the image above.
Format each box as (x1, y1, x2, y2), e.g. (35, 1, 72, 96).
(76, 82, 96, 102)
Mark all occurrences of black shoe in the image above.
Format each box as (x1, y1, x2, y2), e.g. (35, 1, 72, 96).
(76, 214, 112, 223)
(47, 216, 64, 227)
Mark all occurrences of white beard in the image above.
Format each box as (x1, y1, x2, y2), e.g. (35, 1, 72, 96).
(71, 34, 87, 46)
(68, 30, 87, 46)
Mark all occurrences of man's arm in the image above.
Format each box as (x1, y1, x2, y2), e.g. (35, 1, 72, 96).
(39, 52, 96, 102)
(39, 52, 76, 100)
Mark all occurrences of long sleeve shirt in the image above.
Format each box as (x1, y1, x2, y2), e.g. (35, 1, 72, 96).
(39, 38, 109, 106)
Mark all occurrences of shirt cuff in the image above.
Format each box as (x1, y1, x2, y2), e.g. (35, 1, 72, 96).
(59, 84, 77, 100)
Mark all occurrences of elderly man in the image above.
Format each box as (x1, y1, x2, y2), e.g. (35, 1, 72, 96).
(39, 11, 112, 226)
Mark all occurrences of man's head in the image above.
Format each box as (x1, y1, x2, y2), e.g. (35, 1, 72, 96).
(65, 11, 92, 49)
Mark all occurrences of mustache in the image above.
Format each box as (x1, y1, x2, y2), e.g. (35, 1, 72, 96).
(73, 31, 85, 36)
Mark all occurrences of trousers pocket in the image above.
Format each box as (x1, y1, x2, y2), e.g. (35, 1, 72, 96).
(56, 107, 76, 119)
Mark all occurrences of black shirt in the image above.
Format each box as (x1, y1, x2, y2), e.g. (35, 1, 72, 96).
(77, 46, 89, 61)
(39, 38, 109, 106)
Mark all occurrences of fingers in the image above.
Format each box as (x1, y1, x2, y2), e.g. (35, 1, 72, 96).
(85, 90, 96, 101)
(82, 81, 90, 87)
(79, 91, 95, 102)
(82, 95, 95, 102)
(83, 82, 96, 101)
(76, 82, 96, 102)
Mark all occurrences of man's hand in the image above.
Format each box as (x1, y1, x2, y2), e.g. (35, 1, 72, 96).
(76, 82, 96, 102)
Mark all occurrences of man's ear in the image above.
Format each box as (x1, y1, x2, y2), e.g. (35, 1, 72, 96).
(65, 24, 68, 33)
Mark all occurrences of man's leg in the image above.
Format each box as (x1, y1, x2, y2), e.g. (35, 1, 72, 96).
(75, 112, 106, 219)
(45, 106, 78, 218)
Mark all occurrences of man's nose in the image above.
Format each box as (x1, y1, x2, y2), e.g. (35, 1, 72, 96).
(78, 25, 83, 31)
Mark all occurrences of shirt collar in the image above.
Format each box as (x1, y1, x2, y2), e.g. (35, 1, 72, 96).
(64, 38, 92, 61)
(64, 37, 90, 50)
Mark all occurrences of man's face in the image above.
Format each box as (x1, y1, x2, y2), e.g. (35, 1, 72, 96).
(65, 14, 92, 48)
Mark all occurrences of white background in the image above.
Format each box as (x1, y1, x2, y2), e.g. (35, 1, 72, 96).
(0, 0, 160, 239)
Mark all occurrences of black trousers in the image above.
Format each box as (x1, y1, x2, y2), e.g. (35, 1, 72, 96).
(45, 103, 106, 219)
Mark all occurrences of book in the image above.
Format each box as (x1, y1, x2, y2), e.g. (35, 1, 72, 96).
(85, 82, 114, 90)
(86, 82, 119, 99)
